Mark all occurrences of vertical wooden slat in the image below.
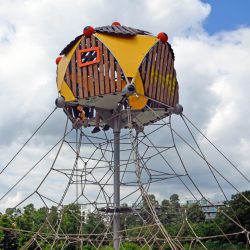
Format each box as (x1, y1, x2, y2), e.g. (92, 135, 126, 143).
(140, 58, 147, 82)
(87, 77, 93, 97)
(109, 53, 116, 93)
(144, 48, 154, 95)
(65, 67, 71, 89)
(152, 43, 162, 100)
(81, 37, 89, 98)
(173, 81, 179, 107)
(98, 40, 105, 95)
(176, 84, 179, 105)
(160, 45, 169, 103)
(76, 47, 83, 98)
(103, 46, 110, 94)
(91, 36, 100, 96)
(148, 45, 158, 98)
(71, 52, 77, 96)
(156, 43, 165, 101)
(116, 62, 122, 92)
(86, 38, 94, 97)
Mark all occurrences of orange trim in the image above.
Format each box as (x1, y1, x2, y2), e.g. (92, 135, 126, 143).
(78, 47, 100, 67)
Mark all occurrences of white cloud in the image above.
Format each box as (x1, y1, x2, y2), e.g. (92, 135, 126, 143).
(0, 192, 23, 211)
(0, 0, 249, 211)
(145, 0, 210, 35)
(173, 28, 250, 145)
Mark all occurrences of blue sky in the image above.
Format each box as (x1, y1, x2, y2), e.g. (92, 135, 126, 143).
(202, 0, 250, 34)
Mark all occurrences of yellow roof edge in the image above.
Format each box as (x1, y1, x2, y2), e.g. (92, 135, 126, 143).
(57, 38, 82, 91)
(59, 80, 76, 102)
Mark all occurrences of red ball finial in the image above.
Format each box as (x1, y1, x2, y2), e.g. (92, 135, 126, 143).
(157, 32, 168, 43)
(112, 21, 121, 26)
(83, 26, 95, 37)
(56, 56, 62, 65)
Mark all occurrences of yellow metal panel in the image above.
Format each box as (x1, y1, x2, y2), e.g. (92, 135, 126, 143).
(56, 38, 82, 91)
(60, 80, 75, 101)
(94, 33, 158, 78)
(129, 71, 148, 110)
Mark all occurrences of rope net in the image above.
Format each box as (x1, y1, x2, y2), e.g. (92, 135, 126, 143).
(0, 105, 249, 250)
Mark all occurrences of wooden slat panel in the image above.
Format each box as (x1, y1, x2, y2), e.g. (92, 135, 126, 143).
(166, 57, 174, 106)
(98, 40, 105, 95)
(152, 43, 162, 100)
(148, 45, 157, 97)
(144, 48, 154, 95)
(111, 26, 121, 34)
(101, 26, 112, 33)
(156, 43, 166, 101)
(109, 52, 116, 93)
(170, 69, 177, 106)
(116, 62, 122, 92)
(123, 26, 138, 35)
(117, 26, 132, 35)
(160, 44, 169, 103)
(71, 52, 77, 96)
(163, 51, 173, 104)
(91, 36, 100, 96)
(95, 25, 149, 36)
(86, 38, 94, 96)
(81, 37, 89, 98)
(107, 26, 115, 33)
(103, 45, 110, 94)
(76, 47, 83, 98)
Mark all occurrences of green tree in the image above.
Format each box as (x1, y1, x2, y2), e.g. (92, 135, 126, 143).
(15, 203, 37, 248)
(84, 212, 105, 234)
(216, 190, 250, 243)
(0, 213, 18, 249)
(142, 194, 159, 209)
(161, 199, 170, 211)
(120, 203, 139, 232)
(60, 204, 81, 234)
(229, 191, 250, 229)
(16, 204, 35, 231)
(32, 207, 47, 232)
(159, 199, 170, 225)
(47, 206, 59, 229)
(170, 194, 180, 209)
(160, 194, 183, 236)
(168, 194, 181, 224)
(186, 204, 205, 223)
(194, 221, 221, 238)
(141, 194, 160, 222)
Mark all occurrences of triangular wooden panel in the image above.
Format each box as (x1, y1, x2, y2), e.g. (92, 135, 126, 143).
(139, 41, 179, 108)
(64, 35, 125, 99)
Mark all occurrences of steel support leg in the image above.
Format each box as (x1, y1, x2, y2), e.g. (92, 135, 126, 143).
(113, 115, 121, 250)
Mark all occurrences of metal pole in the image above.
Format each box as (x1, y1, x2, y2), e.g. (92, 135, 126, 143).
(113, 115, 121, 250)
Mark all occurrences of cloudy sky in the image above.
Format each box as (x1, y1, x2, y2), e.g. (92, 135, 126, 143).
(0, 0, 250, 210)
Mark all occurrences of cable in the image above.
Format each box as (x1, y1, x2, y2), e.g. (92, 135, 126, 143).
(0, 107, 57, 175)
(182, 114, 250, 184)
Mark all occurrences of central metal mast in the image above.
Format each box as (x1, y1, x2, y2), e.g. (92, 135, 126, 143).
(113, 114, 121, 250)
